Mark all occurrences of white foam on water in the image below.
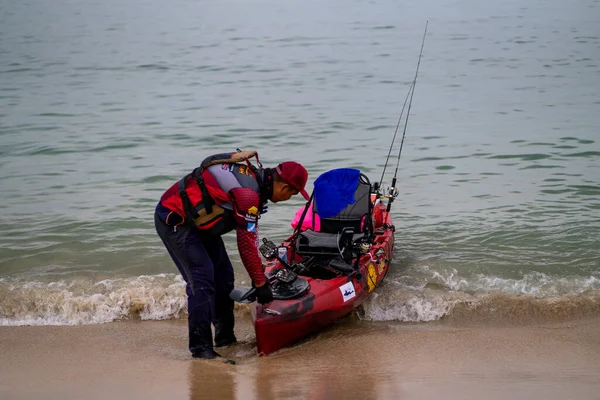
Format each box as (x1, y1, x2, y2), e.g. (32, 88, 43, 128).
(360, 267, 600, 322)
(0, 274, 187, 326)
(476, 273, 600, 297)
(360, 287, 475, 322)
(2, 267, 599, 326)
(415, 265, 600, 297)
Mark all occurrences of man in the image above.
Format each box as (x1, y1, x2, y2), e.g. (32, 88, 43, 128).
(154, 150, 309, 361)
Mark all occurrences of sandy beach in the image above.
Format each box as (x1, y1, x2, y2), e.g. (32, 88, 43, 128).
(1, 315, 599, 400)
(2, 0, 599, 399)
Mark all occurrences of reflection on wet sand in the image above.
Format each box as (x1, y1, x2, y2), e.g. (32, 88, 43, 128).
(187, 320, 405, 399)
(1, 318, 597, 400)
(186, 317, 600, 400)
(187, 354, 387, 400)
(189, 359, 236, 400)
(252, 361, 383, 400)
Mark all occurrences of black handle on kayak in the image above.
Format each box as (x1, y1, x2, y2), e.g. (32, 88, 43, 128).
(230, 286, 257, 303)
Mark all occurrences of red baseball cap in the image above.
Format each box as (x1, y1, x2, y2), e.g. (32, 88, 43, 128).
(276, 161, 310, 200)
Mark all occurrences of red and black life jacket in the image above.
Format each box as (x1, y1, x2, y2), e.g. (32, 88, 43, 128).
(160, 150, 263, 235)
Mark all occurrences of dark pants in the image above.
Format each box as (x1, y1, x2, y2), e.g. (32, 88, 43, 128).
(154, 207, 235, 354)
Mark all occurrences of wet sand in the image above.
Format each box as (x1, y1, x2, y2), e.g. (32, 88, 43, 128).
(1, 316, 599, 400)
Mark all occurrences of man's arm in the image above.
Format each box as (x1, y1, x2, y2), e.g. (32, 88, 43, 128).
(229, 187, 267, 287)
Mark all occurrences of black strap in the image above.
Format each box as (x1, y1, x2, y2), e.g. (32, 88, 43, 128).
(359, 173, 374, 241)
(194, 167, 214, 214)
(178, 174, 195, 223)
(178, 168, 216, 223)
(290, 192, 314, 262)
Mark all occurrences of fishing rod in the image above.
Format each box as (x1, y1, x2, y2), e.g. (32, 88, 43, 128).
(379, 20, 428, 212)
(377, 80, 415, 190)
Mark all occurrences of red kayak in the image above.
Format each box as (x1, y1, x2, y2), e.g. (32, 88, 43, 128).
(232, 168, 396, 356)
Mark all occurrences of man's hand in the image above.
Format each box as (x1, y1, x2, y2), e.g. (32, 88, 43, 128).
(254, 281, 273, 304)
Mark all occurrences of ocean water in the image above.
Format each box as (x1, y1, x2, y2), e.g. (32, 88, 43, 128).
(1, 0, 599, 326)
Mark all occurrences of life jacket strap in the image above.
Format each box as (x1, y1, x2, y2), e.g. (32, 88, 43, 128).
(178, 174, 195, 224)
(194, 167, 214, 214)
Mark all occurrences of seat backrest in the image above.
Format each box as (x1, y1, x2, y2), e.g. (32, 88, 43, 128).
(312, 168, 371, 234)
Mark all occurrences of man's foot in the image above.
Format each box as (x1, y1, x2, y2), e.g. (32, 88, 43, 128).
(192, 347, 235, 364)
(214, 335, 237, 348)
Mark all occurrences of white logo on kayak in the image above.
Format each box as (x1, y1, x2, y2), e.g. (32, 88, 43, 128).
(340, 282, 355, 302)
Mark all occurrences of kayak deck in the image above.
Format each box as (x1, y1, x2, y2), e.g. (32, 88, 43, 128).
(253, 201, 394, 356)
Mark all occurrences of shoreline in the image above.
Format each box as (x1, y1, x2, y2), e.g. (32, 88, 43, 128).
(1, 316, 599, 399)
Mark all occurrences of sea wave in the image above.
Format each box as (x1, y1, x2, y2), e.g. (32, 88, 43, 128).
(0, 274, 187, 326)
(360, 268, 600, 323)
(1, 271, 599, 326)
(424, 267, 600, 297)
(360, 289, 600, 323)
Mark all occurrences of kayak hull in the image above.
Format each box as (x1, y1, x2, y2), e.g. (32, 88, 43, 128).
(253, 200, 394, 356)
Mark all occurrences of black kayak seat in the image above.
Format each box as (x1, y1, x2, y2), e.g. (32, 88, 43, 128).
(296, 229, 365, 255)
